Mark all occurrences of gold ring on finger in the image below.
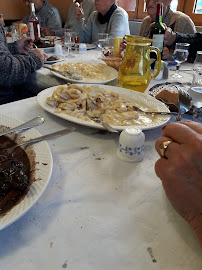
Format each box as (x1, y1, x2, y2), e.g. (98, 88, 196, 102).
(159, 140, 172, 158)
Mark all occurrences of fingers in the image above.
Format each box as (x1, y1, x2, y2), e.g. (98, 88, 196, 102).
(24, 38, 34, 51)
(162, 122, 202, 144)
(155, 136, 179, 158)
(175, 120, 202, 134)
(33, 49, 47, 64)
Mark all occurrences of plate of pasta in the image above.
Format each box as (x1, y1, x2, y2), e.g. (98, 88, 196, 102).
(50, 62, 118, 84)
(37, 84, 170, 131)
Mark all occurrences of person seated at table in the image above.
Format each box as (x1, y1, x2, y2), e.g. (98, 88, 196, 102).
(21, 0, 62, 32)
(0, 13, 5, 27)
(72, 0, 130, 43)
(0, 21, 47, 105)
(41, 0, 96, 37)
(139, 0, 196, 60)
(163, 27, 202, 62)
(155, 120, 202, 247)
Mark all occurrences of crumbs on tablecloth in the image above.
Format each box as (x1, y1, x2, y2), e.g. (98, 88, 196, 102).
(147, 247, 157, 263)
(62, 261, 68, 268)
(80, 147, 89, 150)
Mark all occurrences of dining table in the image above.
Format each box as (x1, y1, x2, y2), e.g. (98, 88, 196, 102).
(0, 45, 201, 270)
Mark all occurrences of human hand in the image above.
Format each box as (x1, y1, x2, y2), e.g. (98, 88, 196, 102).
(155, 121, 202, 247)
(164, 27, 176, 46)
(40, 27, 55, 37)
(32, 48, 48, 64)
(16, 37, 33, 53)
(162, 47, 173, 60)
(74, 2, 84, 21)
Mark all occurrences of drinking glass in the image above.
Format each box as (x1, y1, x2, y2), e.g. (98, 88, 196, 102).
(11, 24, 20, 42)
(172, 43, 190, 78)
(64, 31, 75, 57)
(192, 51, 202, 88)
(97, 33, 109, 55)
(193, 51, 202, 74)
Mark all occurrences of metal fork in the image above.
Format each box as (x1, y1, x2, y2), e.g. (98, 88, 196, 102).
(88, 116, 118, 133)
(176, 87, 192, 121)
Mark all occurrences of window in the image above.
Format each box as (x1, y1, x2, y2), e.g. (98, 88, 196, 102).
(194, 0, 202, 13)
(170, 0, 178, 11)
(118, 0, 202, 26)
(184, 0, 202, 25)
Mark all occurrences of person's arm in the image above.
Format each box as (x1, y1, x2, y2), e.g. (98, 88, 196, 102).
(0, 39, 42, 87)
(174, 13, 196, 34)
(74, 14, 93, 43)
(138, 16, 151, 37)
(165, 29, 202, 60)
(155, 121, 202, 247)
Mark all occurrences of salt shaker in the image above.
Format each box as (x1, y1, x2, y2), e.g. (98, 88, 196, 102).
(117, 127, 145, 163)
(79, 43, 87, 54)
(54, 44, 63, 55)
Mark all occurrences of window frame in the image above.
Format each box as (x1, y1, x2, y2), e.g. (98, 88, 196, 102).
(183, 0, 202, 25)
(124, 0, 202, 26)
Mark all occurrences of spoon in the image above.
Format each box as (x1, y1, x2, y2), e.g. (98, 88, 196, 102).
(5, 127, 75, 155)
(43, 65, 81, 80)
(0, 116, 45, 137)
(176, 87, 192, 121)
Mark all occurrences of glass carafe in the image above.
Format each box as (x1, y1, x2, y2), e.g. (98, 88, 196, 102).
(118, 35, 161, 93)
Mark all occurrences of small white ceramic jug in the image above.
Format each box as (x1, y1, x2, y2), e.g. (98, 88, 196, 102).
(117, 127, 145, 163)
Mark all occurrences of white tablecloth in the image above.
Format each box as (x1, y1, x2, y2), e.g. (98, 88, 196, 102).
(0, 52, 201, 270)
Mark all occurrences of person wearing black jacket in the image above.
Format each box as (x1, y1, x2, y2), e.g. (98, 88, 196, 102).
(164, 27, 202, 62)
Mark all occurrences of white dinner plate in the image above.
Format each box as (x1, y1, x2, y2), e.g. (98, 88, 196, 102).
(50, 62, 118, 84)
(74, 43, 96, 50)
(83, 43, 96, 50)
(37, 84, 170, 131)
(41, 36, 61, 41)
(45, 55, 65, 64)
(0, 115, 53, 230)
(43, 47, 55, 53)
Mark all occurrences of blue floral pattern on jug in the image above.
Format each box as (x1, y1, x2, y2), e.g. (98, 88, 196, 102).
(118, 143, 144, 156)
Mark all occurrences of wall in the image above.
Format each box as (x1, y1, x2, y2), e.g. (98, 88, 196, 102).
(0, 0, 71, 23)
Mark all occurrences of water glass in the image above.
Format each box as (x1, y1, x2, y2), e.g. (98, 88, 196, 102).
(194, 51, 202, 73)
(172, 43, 190, 78)
(191, 51, 202, 88)
(97, 33, 109, 55)
(64, 31, 75, 57)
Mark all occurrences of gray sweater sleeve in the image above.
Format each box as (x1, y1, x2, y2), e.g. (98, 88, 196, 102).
(107, 8, 130, 38)
(0, 37, 42, 87)
(74, 15, 93, 43)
